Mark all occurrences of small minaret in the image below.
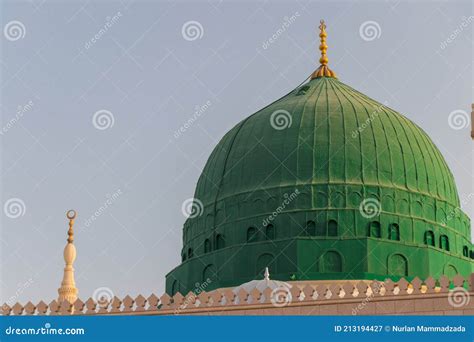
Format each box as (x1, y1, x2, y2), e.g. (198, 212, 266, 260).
(264, 267, 270, 281)
(58, 210, 78, 304)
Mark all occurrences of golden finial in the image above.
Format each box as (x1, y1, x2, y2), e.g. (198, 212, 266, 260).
(310, 20, 337, 79)
(58, 209, 78, 304)
(66, 209, 76, 243)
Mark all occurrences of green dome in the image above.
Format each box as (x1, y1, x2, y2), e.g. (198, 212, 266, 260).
(195, 76, 459, 213)
(167, 76, 472, 295)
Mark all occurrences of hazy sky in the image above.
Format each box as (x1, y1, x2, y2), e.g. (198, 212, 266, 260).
(1, 0, 472, 305)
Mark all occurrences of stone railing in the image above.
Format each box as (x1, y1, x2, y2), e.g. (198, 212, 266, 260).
(2, 274, 473, 316)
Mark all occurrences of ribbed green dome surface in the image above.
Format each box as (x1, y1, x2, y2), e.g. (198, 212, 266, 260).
(195, 77, 459, 211)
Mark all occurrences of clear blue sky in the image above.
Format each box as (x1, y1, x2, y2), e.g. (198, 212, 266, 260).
(1, 0, 472, 304)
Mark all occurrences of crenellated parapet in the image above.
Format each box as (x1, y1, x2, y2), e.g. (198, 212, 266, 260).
(3, 274, 473, 316)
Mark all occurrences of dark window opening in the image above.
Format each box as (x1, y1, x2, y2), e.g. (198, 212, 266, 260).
(389, 223, 400, 241)
(328, 220, 338, 237)
(247, 227, 258, 242)
(424, 231, 435, 246)
(368, 221, 381, 238)
(216, 234, 225, 249)
(265, 224, 275, 240)
(305, 221, 316, 236)
(440, 235, 449, 251)
(204, 239, 211, 253)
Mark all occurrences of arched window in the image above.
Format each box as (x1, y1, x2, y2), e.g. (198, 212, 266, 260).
(181, 252, 186, 262)
(305, 221, 316, 236)
(265, 224, 275, 240)
(320, 251, 342, 272)
(424, 231, 435, 246)
(470, 250, 474, 259)
(368, 221, 381, 238)
(216, 234, 225, 249)
(389, 223, 400, 241)
(444, 264, 457, 278)
(328, 220, 338, 236)
(388, 254, 408, 276)
(247, 227, 257, 242)
(188, 248, 193, 259)
(204, 239, 211, 253)
(440, 235, 449, 251)
(463, 246, 469, 257)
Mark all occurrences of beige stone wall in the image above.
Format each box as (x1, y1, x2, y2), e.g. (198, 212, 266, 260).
(3, 274, 473, 316)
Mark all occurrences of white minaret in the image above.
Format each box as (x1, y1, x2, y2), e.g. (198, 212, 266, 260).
(57, 210, 78, 304)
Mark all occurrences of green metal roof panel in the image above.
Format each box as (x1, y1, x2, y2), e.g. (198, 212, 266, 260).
(194, 77, 460, 210)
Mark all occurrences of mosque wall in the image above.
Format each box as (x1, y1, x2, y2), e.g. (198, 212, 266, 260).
(4, 274, 473, 316)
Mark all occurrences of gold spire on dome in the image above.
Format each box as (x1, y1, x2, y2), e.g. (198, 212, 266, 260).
(310, 20, 337, 79)
(58, 210, 78, 304)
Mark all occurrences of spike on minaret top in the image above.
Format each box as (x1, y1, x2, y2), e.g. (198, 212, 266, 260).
(66, 209, 76, 243)
(310, 20, 337, 79)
